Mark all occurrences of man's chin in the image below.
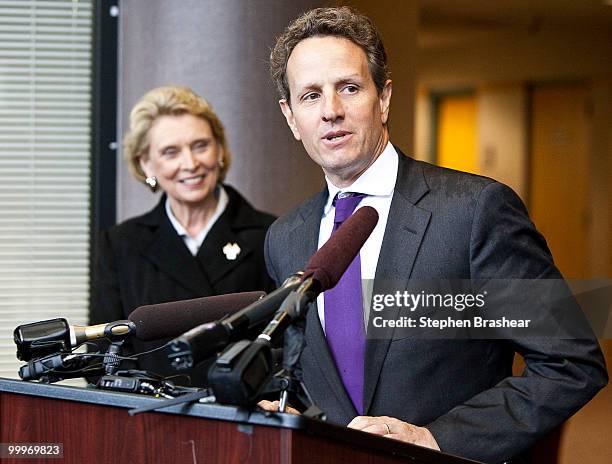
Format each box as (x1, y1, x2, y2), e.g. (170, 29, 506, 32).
(321, 162, 368, 187)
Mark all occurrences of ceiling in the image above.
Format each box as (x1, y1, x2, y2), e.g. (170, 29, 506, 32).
(419, 0, 612, 48)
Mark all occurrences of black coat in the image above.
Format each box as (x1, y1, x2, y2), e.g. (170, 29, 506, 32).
(90, 185, 275, 385)
(265, 151, 607, 463)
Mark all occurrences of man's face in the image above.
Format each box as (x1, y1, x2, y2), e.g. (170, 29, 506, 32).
(280, 36, 392, 188)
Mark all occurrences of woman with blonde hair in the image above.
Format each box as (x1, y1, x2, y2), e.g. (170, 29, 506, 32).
(90, 86, 275, 385)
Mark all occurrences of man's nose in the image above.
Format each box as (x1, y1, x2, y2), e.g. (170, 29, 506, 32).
(321, 93, 344, 122)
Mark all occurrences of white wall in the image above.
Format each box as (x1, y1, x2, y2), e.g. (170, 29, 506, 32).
(477, 85, 527, 199)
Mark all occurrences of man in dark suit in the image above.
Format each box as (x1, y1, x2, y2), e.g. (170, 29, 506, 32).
(263, 7, 607, 463)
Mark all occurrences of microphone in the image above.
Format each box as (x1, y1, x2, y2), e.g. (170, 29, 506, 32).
(72, 320, 135, 345)
(14, 318, 69, 361)
(128, 291, 266, 341)
(259, 206, 379, 342)
(167, 273, 303, 370)
(14, 318, 135, 361)
(14, 292, 266, 362)
(208, 206, 379, 406)
(19, 352, 100, 382)
(304, 205, 379, 290)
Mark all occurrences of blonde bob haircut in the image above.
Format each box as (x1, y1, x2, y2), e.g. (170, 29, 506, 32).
(123, 85, 231, 183)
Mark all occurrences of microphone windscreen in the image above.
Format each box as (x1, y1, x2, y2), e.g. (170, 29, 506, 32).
(303, 206, 378, 291)
(128, 291, 266, 341)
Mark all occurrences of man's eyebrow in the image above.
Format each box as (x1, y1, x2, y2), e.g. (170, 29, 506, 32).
(336, 75, 363, 86)
(336, 73, 362, 82)
(296, 74, 364, 92)
(295, 81, 320, 93)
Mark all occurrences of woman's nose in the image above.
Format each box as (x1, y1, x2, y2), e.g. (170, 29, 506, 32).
(181, 149, 200, 169)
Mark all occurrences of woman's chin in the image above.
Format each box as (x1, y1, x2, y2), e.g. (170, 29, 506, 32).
(168, 187, 215, 209)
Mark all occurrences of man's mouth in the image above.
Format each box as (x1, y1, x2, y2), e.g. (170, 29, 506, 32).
(322, 131, 351, 142)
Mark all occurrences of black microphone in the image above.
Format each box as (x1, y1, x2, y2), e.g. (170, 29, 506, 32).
(167, 273, 303, 370)
(128, 291, 266, 341)
(258, 206, 379, 343)
(15, 292, 266, 364)
(14, 318, 135, 361)
(19, 352, 99, 381)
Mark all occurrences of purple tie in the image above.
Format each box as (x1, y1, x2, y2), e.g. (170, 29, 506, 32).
(324, 193, 366, 414)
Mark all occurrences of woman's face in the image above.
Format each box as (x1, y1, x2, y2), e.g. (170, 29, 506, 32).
(140, 113, 222, 208)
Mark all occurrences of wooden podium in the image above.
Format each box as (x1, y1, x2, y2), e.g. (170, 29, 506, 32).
(0, 377, 480, 464)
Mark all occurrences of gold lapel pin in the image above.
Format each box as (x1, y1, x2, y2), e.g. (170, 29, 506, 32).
(222, 242, 241, 260)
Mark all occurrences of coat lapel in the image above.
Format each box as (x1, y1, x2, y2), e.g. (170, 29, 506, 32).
(197, 189, 255, 286)
(138, 196, 215, 296)
(198, 225, 251, 286)
(298, 189, 360, 419)
(363, 153, 431, 415)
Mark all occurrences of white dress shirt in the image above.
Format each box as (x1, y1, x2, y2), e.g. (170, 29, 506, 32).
(165, 185, 229, 256)
(317, 142, 399, 331)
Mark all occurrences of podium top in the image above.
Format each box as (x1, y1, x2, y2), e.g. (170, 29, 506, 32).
(0, 377, 481, 464)
(0, 377, 304, 429)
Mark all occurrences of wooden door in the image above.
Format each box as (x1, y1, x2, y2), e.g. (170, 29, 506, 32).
(529, 84, 589, 278)
(436, 94, 478, 174)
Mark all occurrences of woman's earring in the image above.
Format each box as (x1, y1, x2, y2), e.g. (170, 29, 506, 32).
(218, 157, 225, 169)
(145, 176, 158, 192)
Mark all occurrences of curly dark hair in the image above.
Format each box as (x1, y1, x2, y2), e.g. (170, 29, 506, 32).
(270, 6, 390, 103)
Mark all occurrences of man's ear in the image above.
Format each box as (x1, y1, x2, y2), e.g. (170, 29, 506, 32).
(379, 79, 392, 125)
(279, 99, 301, 141)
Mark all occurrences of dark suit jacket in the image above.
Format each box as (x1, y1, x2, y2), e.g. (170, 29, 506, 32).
(90, 184, 275, 385)
(264, 151, 607, 463)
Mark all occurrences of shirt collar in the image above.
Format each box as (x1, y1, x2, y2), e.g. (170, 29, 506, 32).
(165, 185, 229, 242)
(323, 141, 398, 215)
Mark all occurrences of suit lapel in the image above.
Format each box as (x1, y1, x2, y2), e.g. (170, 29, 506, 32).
(293, 189, 361, 418)
(363, 153, 431, 415)
(285, 193, 323, 274)
(138, 196, 214, 296)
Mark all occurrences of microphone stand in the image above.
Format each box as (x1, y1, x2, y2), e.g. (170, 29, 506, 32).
(101, 339, 125, 375)
(262, 289, 309, 413)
